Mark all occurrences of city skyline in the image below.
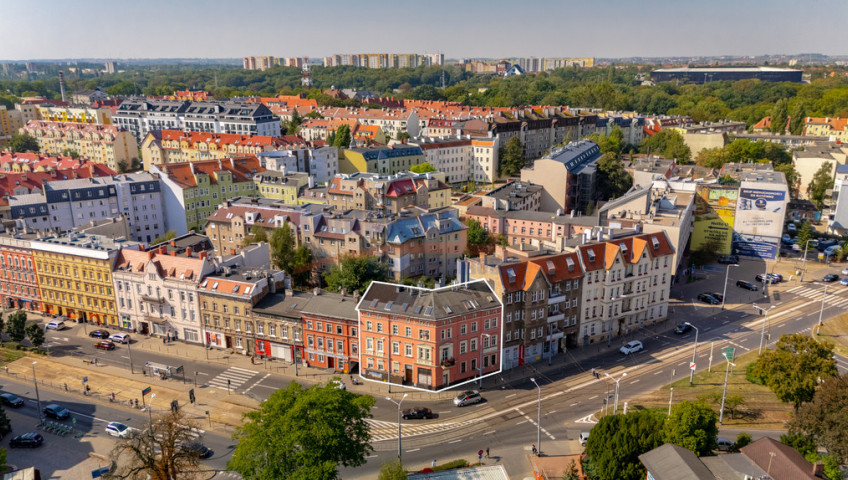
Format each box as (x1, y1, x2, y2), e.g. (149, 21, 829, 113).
(1, 0, 846, 61)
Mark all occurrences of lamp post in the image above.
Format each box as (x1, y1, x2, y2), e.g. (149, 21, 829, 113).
(604, 372, 627, 414)
(762, 264, 769, 297)
(721, 264, 739, 310)
(147, 393, 156, 426)
(530, 377, 541, 456)
(478, 333, 492, 388)
(127, 337, 134, 374)
(718, 360, 737, 424)
(668, 387, 674, 416)
(801, 239, 815, 281)
(815, 282, 828, 327)
(686, 322, 699, 386)
(754, 304, 776, 354)
(32, 362, 42, 421)
(385, 394, 408, 462)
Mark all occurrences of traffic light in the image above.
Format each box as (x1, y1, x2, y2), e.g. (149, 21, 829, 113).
(189, 389, 195, 404)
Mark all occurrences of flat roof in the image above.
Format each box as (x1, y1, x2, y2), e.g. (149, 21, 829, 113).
(653, 67, 801, 73)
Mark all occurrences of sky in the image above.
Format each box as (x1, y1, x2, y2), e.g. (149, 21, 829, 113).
(1, 0, 847, 61)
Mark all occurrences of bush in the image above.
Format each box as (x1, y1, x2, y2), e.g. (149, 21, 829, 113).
(2, 342, 18, 350)
(433, 459, 469, 471)
(734, 432, 752, 451)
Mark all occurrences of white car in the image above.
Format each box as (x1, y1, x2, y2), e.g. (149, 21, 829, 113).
(825, 245, 840, 256)
(792, 244, 802, 252)
(787, 223, 797, 232)
(619, 340, 644, 355)
(110, 333, 130, 344)
(841, 267, 848, 275)
(328, 379, 346, 390)
(105, 422, 134, 438)
(45, 321, 66, 330)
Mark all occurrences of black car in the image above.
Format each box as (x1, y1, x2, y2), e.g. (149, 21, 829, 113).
(755, 274, 778, 284)
(718, 255, 739, 265)
(10, 432, 43, 448)
(823, 274, 840, 282)
(710, 292, 724, 303)
(43, 404, 70, 420)
(402, 407, 434, 420)
(181, 441, 213, 459)
(674, 323, 692, 335)
(89, 330, 110, 339)
(736, 280, 758, 291)
(94, 340, 116, 350)
(697, 293, 720, 305)
(0, 393, 24, 408)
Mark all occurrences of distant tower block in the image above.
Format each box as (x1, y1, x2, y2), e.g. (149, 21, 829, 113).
(58, 70, 66, 102)
(301, 58, 312, 88)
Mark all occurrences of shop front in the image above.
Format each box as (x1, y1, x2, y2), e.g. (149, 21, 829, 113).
(204, 330, 227, 348)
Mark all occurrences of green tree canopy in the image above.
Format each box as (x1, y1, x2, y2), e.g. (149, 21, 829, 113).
(409, 162, 436, 173)
(151, 231, 176, 245)
(597, 152, 633, 200)
(498, 136, 525, 177)
(25, 323, 44, 348)
(789, 101, 808, 135)
(332, 124, 352, 148)
(584, 409, 665, 480)
(466, 218, 489, 245)
(5, 311, 26, 343)
(377, 459, 408, 480)
(796, 222, 814, 251)
(323, 255, 387, 294)
(747, 333, 838, 412)
(770, 98, 789, 134)
(8, 134, 39, 153)
(639, 130, 691, 163)
(808, 163, 835, 210)
(229, 380, 375, 480)
(775, 163, 801, 198)
(243, 224, 269, 247)
(662, 400, 718, 456)
(791, 373, 848, 464)
(270, 224, 297, 272)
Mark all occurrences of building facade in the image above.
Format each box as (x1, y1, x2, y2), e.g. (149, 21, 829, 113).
(301, 290, 360, 372)
(0, 233, 42, 312)
(20, 121, 139, 171)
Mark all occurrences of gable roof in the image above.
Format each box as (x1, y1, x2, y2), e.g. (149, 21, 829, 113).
(741, 437, 823, 480)
(639, 443, 716, 480)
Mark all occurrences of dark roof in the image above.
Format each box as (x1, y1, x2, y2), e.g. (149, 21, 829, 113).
(741, 437, 824, 480)
(639, 443, 717, 480)
(358, 280, 499, 321)
(252, 291, 311, 320)
(301, 291, 359, 320)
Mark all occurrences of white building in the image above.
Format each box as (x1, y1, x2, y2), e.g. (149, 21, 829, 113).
(408, 136, 473, 184)
(257, 146, 339, 183)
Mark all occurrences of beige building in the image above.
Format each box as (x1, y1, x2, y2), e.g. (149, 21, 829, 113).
(20, 121, 138, 171)
(0, 106, 24, 142)
(35, 105, 113, 125)
(520, 140, 602, 214)
(792, 144, 848, 197)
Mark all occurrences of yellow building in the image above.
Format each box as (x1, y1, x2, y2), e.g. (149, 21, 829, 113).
(0, 106, 23, 142)
(254, 170, 311, 203)
(36, 105, 112, 125)
(31, 234, 140, 326)
(19, 121, 138, 171)
(340, 145, 425, 175)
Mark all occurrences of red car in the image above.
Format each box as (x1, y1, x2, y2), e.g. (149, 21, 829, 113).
(94, 341, 115, 351)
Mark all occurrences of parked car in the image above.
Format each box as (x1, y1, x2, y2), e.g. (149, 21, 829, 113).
(787, 223, 797, 232)
(45, 321, 65, 330)
(42, 404, 70, 420)
(825, 245, 840, 256)
(755, 274, 778, 284)
(579, 432, 590, 446)
(716, 437, 733, 452)
(89, 330, 110, 339)
(453, 390, 483, 407)
(839, 277, 848, 286)
(105, 422, 134, 438)
(619, 340, 644, 355)
(9, 432, 43, 448)
(823, 274, 840, 283)
(697, 293, 720, 305)
(769, 273, 784, 282)
(181, 441, 213, 459)
(841, 267, 848, 275)
(674, 323, 692, 335)
(0, 393, 24, 408)
(792, 244, 802, 252)
(710, 292, 724, 302)
(818, 239, 838, 251)
(717, 255, 739, 265)
(94, 341, 116, 351)
(402, 407, 434, 420)
(736, 280, 758, 291)
(782, 234, 792, 243)
(810, 240, 820, 248)
(110, 333, 130, 344)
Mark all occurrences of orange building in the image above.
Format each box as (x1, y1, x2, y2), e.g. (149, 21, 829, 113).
(357, 280, 502, 391)
(300, 291, 360, 372)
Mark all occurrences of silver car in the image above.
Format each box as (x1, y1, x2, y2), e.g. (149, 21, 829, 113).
(453, 390, 482, 407)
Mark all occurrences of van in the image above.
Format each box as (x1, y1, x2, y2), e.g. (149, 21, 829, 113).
(716, 437, 733, 451)
(579, 432, 590, 446)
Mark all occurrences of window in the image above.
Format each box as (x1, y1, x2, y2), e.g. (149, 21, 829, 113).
(405, 344, 413, 357)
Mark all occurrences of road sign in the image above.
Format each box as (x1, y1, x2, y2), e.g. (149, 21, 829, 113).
(141, 386, 152, 396)
(91, 466, 110, 478)
(175, 365, 184, 374)
(689, 362, 696, 370)
(724, 347, 735, 361)
(82, 376, 88, 383)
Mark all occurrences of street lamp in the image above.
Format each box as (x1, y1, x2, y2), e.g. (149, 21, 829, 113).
(478, 333, 492, 388)
(127, 337, 134, 374)
(718, 360, 737, 424)
(32, 362, 42, 421)
(530, 377, 541, 457)
(754, 304, 776, 354)
(147, 393, 156, 426)
(686, 322, 699, 386)
(604, 372, 627, 414)
(814, 282, 828, 327)
(801, 239, 816, 280)
(606, 295, 628, 347)
(385, 394, 408, 462)
(721, 264, 739, 310)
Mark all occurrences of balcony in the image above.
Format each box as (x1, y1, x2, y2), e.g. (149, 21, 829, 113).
(548, 293, 565, 305)
(547, 313, 565, 323)
(440, 357, 455, 368)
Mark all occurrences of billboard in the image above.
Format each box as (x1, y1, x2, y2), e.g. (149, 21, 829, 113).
(735, 188, 786, 238)
(692, 186, 738, 254)
(732, 233, 780, 259)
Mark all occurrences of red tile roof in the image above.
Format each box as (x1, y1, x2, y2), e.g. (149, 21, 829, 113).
(159, 130, 307, 149)
(155, 157, 264, 189)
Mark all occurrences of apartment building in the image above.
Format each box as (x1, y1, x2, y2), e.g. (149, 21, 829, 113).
(481, 181, 543, 212)
(243, 56, 276, 71)
(151, 157, 264, 234)
(113, 99, 280, 142)
(339, 145, 425, 176)
(0, 105, 24, 141)
(576, 232, 674, 346)
(257, 146, 339, 183)
(465, 206, 598, 247)
(326, 171, 450, 214)
(301, 290, 360, 372)
(20, 121, 139, 171)
(408, 136, 473, 184)
(356, 280, 502, 391)
(140, 130, 309, 171)
(0, 232, 42, 312)
(468, 249, 584, 369)
(383, 209, 466, 280)
(254, 170, 311, 203)
(204, 199, 316, 254)
(32, 233, 140, 326)
(35, 105, 113, 125)
(520, 140, 603, 214)
(322, 53, 443, 68)
(792, 143, 848, 197)
(251, 289, 309, 363)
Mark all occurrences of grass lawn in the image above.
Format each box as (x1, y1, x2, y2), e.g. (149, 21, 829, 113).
(602, 350, 793, 429)
(0, 347, 26, 364)
(813, 313, 848, 359)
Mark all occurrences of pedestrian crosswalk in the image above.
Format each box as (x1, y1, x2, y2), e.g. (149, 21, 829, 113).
(786, 285, 848, 307)
(366, 417, 481, 442)
(207, 367, 258, 392)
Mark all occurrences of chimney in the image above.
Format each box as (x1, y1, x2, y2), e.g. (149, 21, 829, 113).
(171, 251, 176, 256)
(813, 462, 824, 477)
(170, 240, 176, 247)
(58, 70, 66, 102)
(479, 251, 486, 266)
(199, 251, 208, 260)
(159, 245, 167, 255)
(230, 249, 236, 255)
(186, 246, 193, 257)
(353, 289, 360, 302)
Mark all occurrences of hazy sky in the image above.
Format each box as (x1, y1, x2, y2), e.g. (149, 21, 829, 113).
(1, 0, 846, 60)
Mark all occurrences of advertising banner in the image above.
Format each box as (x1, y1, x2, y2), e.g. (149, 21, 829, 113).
(692, 186, 737, 254)
(732, 233, 780, 259)
(735, 188, 787, 238)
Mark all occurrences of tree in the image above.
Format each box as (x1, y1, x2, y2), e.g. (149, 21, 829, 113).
(723, 394, 747, 420)
(770, 98, 789, 134)
(789, 102, 808, 135)
(796, 222, 814, 252)
(8, 134, 39, 153)
(747, 333, 838, 412)
(409, 162, 436, 174)
(270, 224, 297, 272)
(691, 238, 720, 267)
(60, 148, 80, 159)
(395, 131, 410, 141)
(734, 432, 752, 451)
(25, 323, 44, 348)
(332, 124, 352, 148)
(152, 231, 177, 245)
(562, 459, 580, 480)
(662, 400, 718, 456)
(639, 130, 691, 163)
(775, 163, 801, 198)
(284, 109, 303, 135)
(498, 136, 525, 177)
(597, 152, 633, 199)
(118, 158, 142, 174)
(229, 381, 375, 480)
(5, 311, 26, 343)
(290, 245, 314, 288)
(584, 409, 665, 480)
(110, 409, 201, 480)
(466, 219, 489, 245)
(323, 256, 387, 294)
(377, 459, 408, 480)
(242, 225, 269, 247)
(808, 163, 834, 210)
(791, 374, 848, 463)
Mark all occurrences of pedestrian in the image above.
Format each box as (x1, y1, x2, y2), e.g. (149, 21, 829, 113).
(4, 365, 7, 374)
(486, 447, 490, 458)
(162, 335, 166, 344)
(478, 450, 483, 463)
(532, 444, 537, 455)
(432, 459, 436, 468)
